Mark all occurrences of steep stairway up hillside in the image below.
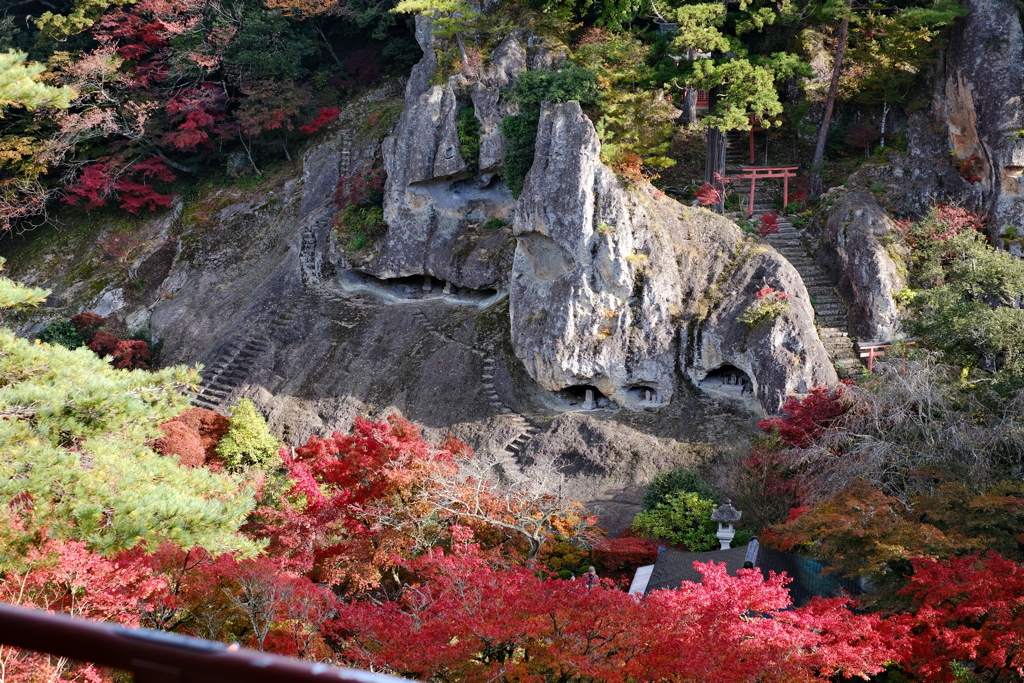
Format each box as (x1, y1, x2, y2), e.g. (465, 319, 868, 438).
(723, 135, 861, 379)
(763, 219, 861, 379)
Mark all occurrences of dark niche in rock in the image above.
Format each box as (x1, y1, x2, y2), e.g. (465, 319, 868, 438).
(337, 270, 503, 306)
(624, 385, 663, 408)
(698, 365, 754, 401)
(556, 385, 613, 411)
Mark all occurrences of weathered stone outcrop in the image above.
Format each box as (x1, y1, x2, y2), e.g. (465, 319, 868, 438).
(369, 17, 525, 290)
(814, 189, 907, 342)
(934, 0, 1024, 231)
(510, 102, 837, 414)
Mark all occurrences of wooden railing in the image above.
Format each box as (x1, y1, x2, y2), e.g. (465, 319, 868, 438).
(856, 339, 914, 371)
(0, 603, 410, 683)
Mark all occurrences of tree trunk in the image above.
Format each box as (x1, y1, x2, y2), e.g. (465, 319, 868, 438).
(705, 127, 727, 212)
(809, 0, 853, 198)
(678, 87, 698, 125)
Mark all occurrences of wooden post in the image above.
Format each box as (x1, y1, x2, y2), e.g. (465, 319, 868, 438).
(783, 172, 789, 210)
(748, 175, 756, 216)
(749, 128, 755, 164)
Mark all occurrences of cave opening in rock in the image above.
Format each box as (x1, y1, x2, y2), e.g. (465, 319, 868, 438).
(626, 385, 661, 405)
(557, 385, 610, 410)
(339, 270, 500, 302)
(699, 365, 754, 398)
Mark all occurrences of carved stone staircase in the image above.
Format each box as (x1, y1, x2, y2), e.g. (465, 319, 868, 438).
(726, 133, 861, 379)
(191, 307, 300, 411)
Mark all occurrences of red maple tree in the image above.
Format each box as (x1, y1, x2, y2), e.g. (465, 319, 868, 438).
(757, 210, 780, 237)
(757, 384, 850, 449)
(890, 553, 1024, 682)
(333, 541, 894, 683)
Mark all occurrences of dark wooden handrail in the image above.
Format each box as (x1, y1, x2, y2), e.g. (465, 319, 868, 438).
(0, 603, 411, 683)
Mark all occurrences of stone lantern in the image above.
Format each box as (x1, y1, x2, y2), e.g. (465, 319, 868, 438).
(710, 498, 742, 550)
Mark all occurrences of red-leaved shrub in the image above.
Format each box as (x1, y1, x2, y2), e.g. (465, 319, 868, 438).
(153, 408, 230, 469)
(88, 330, 121, 357)
(153, 421, 206, 467)
(592, 537, 659, 572)
(757, 211, 780, 237)
(756, 383, 851, 449)
(299, 107, 340, 135)
(70, 312, 106, 343)
(110, 340, 150, 369)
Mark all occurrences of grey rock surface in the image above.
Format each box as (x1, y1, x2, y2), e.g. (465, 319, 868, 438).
(0, 86, 754, 537)
(510, 102, 838, 415)
(814, 189, 907, 342)
(935, 0, 1024, 231)
(369, 17, 525, 290)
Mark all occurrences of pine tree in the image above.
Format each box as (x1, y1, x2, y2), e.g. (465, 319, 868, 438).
(0, 265, 257, 556)
(0, 51, 75, 113)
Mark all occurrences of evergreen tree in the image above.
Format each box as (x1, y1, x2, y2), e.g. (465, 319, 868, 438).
(0, 51, 74, 112)
(0, 264, 257, 555)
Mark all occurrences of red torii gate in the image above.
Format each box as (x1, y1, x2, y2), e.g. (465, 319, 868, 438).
(733, 165, 799, 216)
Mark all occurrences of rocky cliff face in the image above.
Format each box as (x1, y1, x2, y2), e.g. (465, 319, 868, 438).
(366, 18, 531, 290)
(0, 84, 753, 535)
(934, 0, 1024, 232)
(814, 189, 907, 342)
(510, 102, 838, 415)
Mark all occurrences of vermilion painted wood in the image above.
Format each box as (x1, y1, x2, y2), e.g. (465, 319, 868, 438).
(732, 166, 799, 215)
(0, 603, 412, 683)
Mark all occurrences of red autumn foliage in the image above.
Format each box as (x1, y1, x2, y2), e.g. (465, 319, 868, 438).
(757, 383, 851, 449)
(754, 284, 793, 301)
(70, 312, 106, 342)
(696, 173, 731, 206)
(757, 210, 780, 237)
(333, 542, 894, 683)
(614, 152, 649, 184)
(788, 175, 810, 204)
(141, 546, 341, 655)
(162, 84, 231, 151)
(889, 553, 1024, 682)
(916, 204, 988, 245)
(0, 533, 167, 682)
(154, 420, 207, 467)
(62, 158, 176, 213)
(335, 168, 385, 208)
(952, 153, 984, 184)
(786, 505, 812, 522)
(88, 330, 121, 357)
(154, 408, 231, 469)
(87, 330, 151, 370)
(744, 441, 803, 504)
(592, 536, 660, 571)
(299, 107, 340, 134)
(110, 340, 151, 369)
(246, 416, 459, 586)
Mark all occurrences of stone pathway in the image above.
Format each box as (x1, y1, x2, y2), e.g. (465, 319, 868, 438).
(481, 353, 539, 464)
(726, 133, 861, 379)
(191, 307, 300, 411)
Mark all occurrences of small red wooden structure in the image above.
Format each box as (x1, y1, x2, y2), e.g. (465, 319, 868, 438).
(746, 120, 768, 163)
(696, 90, 710, 110)
(857, 340, 915, 371)
(732, 166, 799, 216)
